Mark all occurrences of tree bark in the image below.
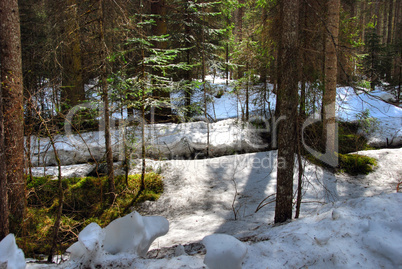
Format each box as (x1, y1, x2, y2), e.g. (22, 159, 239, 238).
(382, 0, 388, 44)
(274, 0, 299, 224)
(151, 0, 171, 122)
(61, 0, 85, 112)
(322, 0, 340, 164)
(0, 0, 26, 230)
(99, 0, 115, 202)
(0, 71, 8, 241)
(386, 0, 394, 45)
(360, 0, 366, 46)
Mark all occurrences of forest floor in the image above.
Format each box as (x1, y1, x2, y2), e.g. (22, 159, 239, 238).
(26, 147, 402, 268)
(22, 82, 402, 268)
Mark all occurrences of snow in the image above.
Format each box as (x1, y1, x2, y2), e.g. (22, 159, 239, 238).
(202, 234, 247, 269)
(62, 211, 169, 268)
(244, 193, 402, 269)
(27, 84, 401, 168)
(21, 79, 402, 268)
(23, 147, 402, 269)
(31, 163, 96, 179)
(28, 119, 268, 166)
(103, 212, 169, 257)
(0, 234, 26, 269)
(336, 87, 402, 147)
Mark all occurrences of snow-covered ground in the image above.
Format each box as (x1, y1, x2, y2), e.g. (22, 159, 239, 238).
(17, 79, 402, 268)
(22, 148, 402, 268)
(337, 87, 402, 147)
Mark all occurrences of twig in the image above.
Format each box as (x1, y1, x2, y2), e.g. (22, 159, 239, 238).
(255, 194, 276, 213)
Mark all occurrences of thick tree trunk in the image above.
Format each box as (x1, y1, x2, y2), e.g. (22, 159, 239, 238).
(274, 0, 299, 224)
(0, 76, 8, 240)
(61, 0, 85, 111)
(322, 0, 340, 165)
(0, 0, 26, 230)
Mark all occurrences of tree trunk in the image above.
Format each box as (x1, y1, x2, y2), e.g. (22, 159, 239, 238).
(61, 0, 85, 112)
(151, 0, 171, 122)
(184, 2, 193, 120)
(201, 4, 210, 158)
(375, 1, 381, 37)
(41, 118, 63, 263)
(245, 61, 249, 121)
(322, 0, 340, 165)
(360, 0, 366, 46)
(0, 0, 26, 230)
(0, 74, 8, 241)
(382, 0, 388, 44)
(235, 0, 245, 79)
(274, 0, 299, 224)
(236, 0, 244, 43)
(99, 0, 115, 202)
(386, 0, 394, 45)
(299, 0, 307, 118)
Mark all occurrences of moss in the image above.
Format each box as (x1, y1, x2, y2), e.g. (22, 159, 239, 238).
(305, 152, 377, 176)
(20, 173, 164, 258)
(338, 121, 374, 153)
(303, 121, 373, 155)
(338, 153, 377, 175)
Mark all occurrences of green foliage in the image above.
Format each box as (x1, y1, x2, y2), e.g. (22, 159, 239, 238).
(338, 153, 377, 175)
(356, 109, 380, 135)
(356, 80, 371, 90)
(19, 173, 164, 258)
(362, 29, 386, 89)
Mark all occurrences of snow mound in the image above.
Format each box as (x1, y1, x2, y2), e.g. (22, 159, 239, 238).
(103, 211, 169, 257)
(29, 119, 268, 167)
(0, 234, 26, 269)
(337, 87, 402, 147)
(65, 211, 169, 267)
(202, 234, 247, 269)
(247, 193, 402, 269)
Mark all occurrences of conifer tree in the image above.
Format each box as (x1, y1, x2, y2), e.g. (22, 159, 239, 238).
(0, 0, 26, 231)
(274, 0, 299, 224)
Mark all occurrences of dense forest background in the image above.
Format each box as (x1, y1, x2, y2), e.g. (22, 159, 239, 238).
(19, 0, 401, 122)
(0, 0, 401, 260)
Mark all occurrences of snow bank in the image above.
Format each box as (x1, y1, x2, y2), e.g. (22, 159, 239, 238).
(337, 87, 402, 147)
(64, 211, 169, 267)
(202, 234, 247, 269)
(28, 119, 268, 167)
(60, 194, 402, 269)
(25, 148, 402, 269)
(30, 164, 96, 179)
(0, 234, 26, 269)
(245, 193, 402, 269)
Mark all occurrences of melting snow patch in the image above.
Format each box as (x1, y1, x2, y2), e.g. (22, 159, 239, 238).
(65, 211, 169, 268)
(0, 234, 26, 269)
(202, 234, 247, 269)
